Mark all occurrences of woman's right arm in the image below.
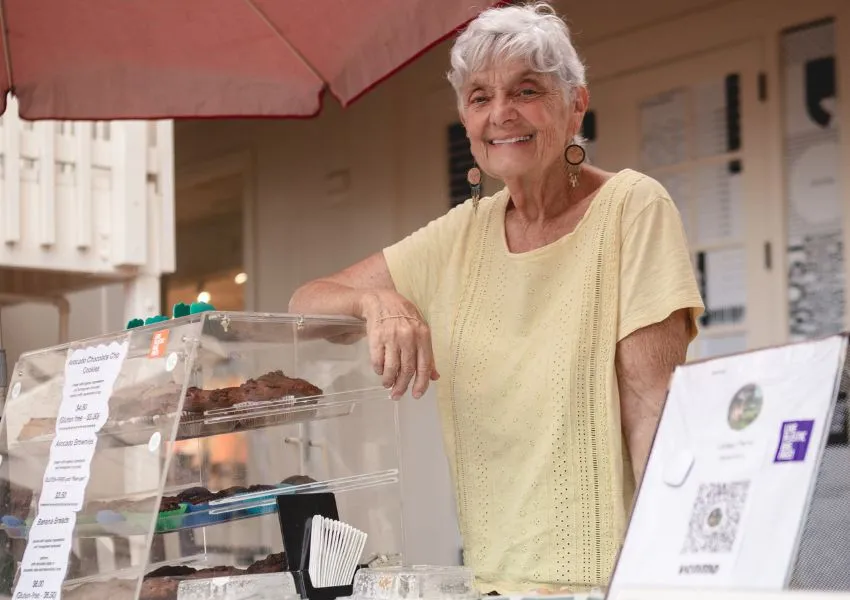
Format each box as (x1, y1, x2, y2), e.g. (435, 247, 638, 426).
(289, 251, 439, 399)
(288, 252, 396, 320)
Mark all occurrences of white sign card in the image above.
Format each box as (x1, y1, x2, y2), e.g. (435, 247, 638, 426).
(609, 335, 846, 597)
(12, 341, 129, 600)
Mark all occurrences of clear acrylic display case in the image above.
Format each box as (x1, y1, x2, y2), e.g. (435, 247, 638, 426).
(0, 312, 404, 600)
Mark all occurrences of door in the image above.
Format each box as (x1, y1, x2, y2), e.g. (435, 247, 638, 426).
(591, 40, 777, 360)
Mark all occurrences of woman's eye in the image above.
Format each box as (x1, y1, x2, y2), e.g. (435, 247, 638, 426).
(470, 95, 488, 104)
(518, 88, 538, 97)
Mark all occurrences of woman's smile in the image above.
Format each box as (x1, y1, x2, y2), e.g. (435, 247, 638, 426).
(488, 134, 535, 146)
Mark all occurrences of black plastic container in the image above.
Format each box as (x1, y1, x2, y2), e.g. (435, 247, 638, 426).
(276, 491, 357, 600)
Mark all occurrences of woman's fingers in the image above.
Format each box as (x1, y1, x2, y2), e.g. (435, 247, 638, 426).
(382, 342, 400, 390)
(369, 331, 385, 376)
(411, 328, 435, 399)
(392, 345, 417, 400)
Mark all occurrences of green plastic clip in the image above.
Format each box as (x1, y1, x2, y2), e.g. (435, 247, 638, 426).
(190, 301, 216, 314)
(144, 315, 169, 325)
(172, 302, 190, 319)
(126, 318, 145, 329)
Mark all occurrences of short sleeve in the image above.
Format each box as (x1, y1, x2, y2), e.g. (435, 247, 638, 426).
(618, 193, 705, 342)
(383, 201, 473, 320)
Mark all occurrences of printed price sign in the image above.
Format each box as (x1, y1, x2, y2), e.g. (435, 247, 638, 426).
(39, 434, 98, 513)
(55, 343, 127, 434)
(14, 339, 131, 600)
(12, 513, 76, 600)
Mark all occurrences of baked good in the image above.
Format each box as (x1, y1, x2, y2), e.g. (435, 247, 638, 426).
(146, 564, 197, 578)
(140, 576, 179, 600)
(175, 486, 217, 505)
(182, 386, 211, 414)
(185, 370, 323, 413)
(7, 484, 33, 518)
(245, 551, 287, 574)
(158, 496, 183, 512)
(192, 565, 244, 578)
(143, 551, 287, 579)
(281, 474, 318, 486)
(241, 371, 323, 401)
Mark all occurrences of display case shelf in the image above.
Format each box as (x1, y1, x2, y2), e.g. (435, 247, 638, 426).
(8, 385, 389, 452)
(0, 469, 400, 540)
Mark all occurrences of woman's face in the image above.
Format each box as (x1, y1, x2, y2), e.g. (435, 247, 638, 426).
(460, 59, 587, 182)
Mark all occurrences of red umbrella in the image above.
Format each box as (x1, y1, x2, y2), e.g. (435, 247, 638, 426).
(0, 0, 499, 120)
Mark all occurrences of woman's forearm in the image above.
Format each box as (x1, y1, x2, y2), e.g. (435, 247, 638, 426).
(288, 280, 372, 318)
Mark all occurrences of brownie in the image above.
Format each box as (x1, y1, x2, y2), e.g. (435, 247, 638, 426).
(140, 576, 179, 600)
(189, 565, 245, 579)
(211, 486, 249, 500)
(182, 386, 209, 414)
(176, 486, 217, 505)
(246, 484, 277, 493)
(159, 494, 180, 508)
(246, 551, 287, 574)
(281, 474, 317, 486)
(206, 387, 243, 410)
(158, 496, 183, 512)
(7, 485, 33, 518)
(169, 483, 278, 507)
(241, 370, 323, 401)
(139, 551, 288, 597)
(95, 371, 323, 430)
(146, 564, 197, 578)
(183, 371, 323, 414)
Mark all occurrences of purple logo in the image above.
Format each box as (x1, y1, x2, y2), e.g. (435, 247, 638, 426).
(774, 420, 815, 463)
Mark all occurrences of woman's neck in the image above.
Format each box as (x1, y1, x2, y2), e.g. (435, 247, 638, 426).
(503, 164, 586, 224)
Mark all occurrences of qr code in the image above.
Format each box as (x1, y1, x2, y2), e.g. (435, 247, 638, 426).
(681, 481, 750, 554)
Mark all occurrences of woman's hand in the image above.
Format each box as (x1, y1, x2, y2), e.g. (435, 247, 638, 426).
(288, 251, 438, 399)
(360, 290, 440, 400)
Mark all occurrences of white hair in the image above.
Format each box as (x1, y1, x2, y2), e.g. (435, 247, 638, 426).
(447, 2, 587, 103)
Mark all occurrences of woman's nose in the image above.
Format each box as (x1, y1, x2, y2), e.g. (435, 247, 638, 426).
(489, 96, 518, 125)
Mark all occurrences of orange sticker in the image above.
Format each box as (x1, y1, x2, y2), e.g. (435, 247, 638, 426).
(149, 330, 170, 359)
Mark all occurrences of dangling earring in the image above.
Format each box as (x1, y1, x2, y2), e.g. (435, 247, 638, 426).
(564, 144, 586, 188)
(467, 165, 482, 213)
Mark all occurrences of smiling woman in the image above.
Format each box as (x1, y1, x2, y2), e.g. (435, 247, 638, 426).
(289, 1, 704, 594)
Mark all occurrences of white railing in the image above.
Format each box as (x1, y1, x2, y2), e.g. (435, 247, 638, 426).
(0, 96, 175, 320)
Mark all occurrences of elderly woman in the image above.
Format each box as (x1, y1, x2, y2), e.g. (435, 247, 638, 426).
(290, 1, 704, 593)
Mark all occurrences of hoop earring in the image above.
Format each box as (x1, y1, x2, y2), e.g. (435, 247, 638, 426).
(467, 165, 482, 213)
(564, 144, 586, 188)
